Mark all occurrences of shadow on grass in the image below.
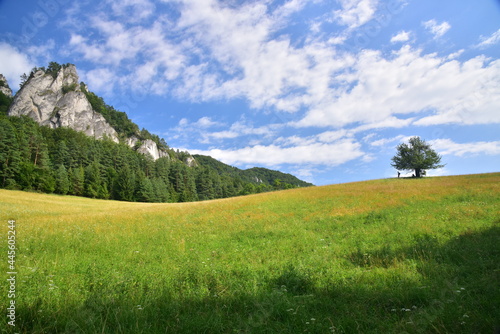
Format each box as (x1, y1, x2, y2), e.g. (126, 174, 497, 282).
(11, 226, 500, 334)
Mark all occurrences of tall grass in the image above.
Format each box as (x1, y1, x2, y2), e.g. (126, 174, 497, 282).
(1, 173, 499, 333)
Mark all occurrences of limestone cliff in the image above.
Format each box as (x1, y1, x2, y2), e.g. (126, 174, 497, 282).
(127, 136, 170, 161)
(8, 65, 119, 143)
(0, 74, 12, 97)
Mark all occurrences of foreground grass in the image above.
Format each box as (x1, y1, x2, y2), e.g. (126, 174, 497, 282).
(1, 173, 499, 333)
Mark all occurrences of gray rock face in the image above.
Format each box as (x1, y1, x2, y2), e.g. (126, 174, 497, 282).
(184, 156, 197, 167)
(0, 74, 12, 97)
(8, 65, 119, 143)
(128, 137, 170, 160)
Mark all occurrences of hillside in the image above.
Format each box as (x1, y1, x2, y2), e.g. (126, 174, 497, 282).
(194, 154, 313, 187)
(1, 173, 498, 333)
(0, 63, 312, 202)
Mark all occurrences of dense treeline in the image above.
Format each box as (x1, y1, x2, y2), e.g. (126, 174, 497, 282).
(0, 91, 12, 115)
(0, 115, 309, 202)
(193, 155, 313, 189)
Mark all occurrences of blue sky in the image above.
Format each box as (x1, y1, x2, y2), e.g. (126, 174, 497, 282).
(0, 0, 499, 185)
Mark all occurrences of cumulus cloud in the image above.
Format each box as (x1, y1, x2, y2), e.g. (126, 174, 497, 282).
(0, 43, 34, 89)
(81, 68, 116, 94)
(188, 138, 365, 167)
(333, 0, 379, 29)
(430, 139, 500, 157)
(422, 19, 451, 39)
(390, 30, 410, 43)
(59, 0, 500, 135)
(296, 46, 500, 128)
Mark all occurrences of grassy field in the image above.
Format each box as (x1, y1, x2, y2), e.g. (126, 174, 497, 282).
(1, 173, 499, 333)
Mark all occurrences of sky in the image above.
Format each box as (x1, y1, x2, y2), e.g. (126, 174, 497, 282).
(0, 0, 499, 186)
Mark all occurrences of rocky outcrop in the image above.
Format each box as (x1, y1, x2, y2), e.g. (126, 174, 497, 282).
(127, 136, 170, 160)
(0, 74, 12, 97)
(137, 139, 171, 160)
(184, 156, 197, 167)
(8, 65, 119, 143)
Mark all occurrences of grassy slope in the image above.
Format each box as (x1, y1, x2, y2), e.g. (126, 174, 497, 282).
(1, 173, 499, 333)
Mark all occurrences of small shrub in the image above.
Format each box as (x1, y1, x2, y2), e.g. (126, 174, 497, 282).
(62, 83, 78, 94)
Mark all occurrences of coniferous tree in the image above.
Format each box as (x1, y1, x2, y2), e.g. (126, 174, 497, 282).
(0, 118, 21, 188)
(53, 140, 70, 168)
(84, 161, 104, 198)
(69, 166, 85, 196)
(116, 164, 136, 201)
(55, 164, 70, 195)
(152, 177, 169, 202)
(138, 177, 156, 202)
(34, 141, 55, 193)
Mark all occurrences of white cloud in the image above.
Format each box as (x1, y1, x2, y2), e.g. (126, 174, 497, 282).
(296, 46, 500, 128)
(68, 16, 187, 94)
(26, 39, 56, 63)
(430, 139, 500, 157)
(81, 68, 116, 94)
(194, 116, 221, 128)
(422, 19, 451, 39)
(171, 0, 318, 109)
(475, 28, 500, 49)
(188, 138, 364, 167)
(446, 49, 464, 60)
(333, 0, 379, 29)
(0, 43, 34, 90)
(54, 1, 500, 137)
(369, 135, 407, 147)
(203, 121, 280, 143)
(171, 116, 281, 145)
(390, 30, 410, 43)
(107, 0, 155, 23)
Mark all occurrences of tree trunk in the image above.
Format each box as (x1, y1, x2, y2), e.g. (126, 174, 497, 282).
(415, 168, 421, 178)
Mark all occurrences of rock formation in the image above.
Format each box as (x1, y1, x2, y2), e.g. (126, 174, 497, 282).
(126, 136, 171, 161)
(0, 74, 12, 97)
(8, 65, 119, 143)
(184, 156, 197, 167)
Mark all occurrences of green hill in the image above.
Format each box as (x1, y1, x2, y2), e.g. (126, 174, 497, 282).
(0, 173, 498, 333)
(194, 154, 314, 187)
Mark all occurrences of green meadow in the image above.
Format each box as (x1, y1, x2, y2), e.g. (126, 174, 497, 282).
(1, 173, 499, 333)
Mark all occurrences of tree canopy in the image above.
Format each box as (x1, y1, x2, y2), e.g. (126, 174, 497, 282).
(0, 115, 312, 202)
(391, 137, 444, 177)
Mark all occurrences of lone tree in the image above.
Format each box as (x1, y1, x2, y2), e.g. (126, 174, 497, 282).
(391, 136, 444, 178)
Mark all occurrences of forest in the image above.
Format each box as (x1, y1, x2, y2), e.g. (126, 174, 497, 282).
(0, 111, 311, 203)
(0, 65, 312, 203)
